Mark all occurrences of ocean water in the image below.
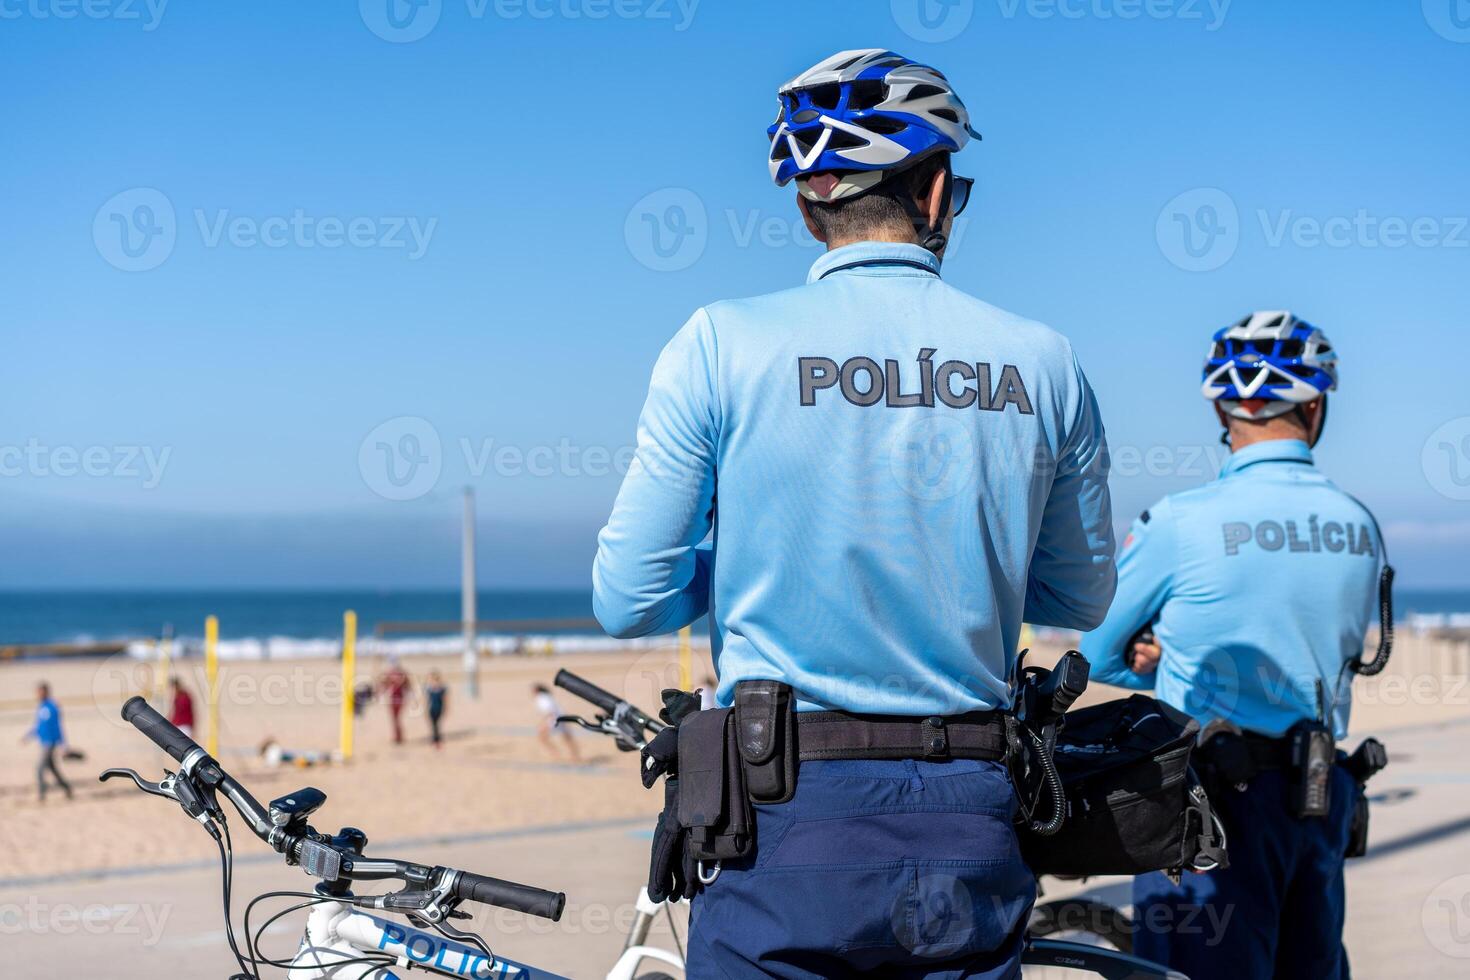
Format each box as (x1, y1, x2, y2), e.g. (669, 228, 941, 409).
(0, 588, 1464, 649)
(0, 589, 600, 645)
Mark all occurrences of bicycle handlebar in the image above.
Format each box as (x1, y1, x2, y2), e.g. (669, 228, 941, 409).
(118, 697, 565, 921)
(553, 669, 663, 735)
(552, 669, 622, 715)
(451, 870, 566, 920)
(122, 696, 205, 767)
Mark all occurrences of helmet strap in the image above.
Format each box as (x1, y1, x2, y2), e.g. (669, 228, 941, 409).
(889, 156, 952, 256)
(1308, 395, 1329, 449)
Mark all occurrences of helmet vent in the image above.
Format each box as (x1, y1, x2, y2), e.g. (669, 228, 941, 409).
(1251, 340, 1273, 355)
(864, 117, 907, 135)
(1263, 313, 1286, 329)
(792, 109, 820, 124)
(847, 79, 887, 111)
(1278, 339, 1304, 358)
(807, 83, 841, 110)
(931, 107, 960, 123)
(908, 84, 947, 100)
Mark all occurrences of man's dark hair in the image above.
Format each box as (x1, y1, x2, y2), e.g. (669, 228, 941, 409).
(805, 154, 949, 242)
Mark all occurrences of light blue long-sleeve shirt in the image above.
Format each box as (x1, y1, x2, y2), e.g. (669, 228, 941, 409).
(1080, 439, 1382, 738)
(594, 241, 1117, 714)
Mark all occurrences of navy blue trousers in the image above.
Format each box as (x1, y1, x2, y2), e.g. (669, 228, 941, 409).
(687, 758, 1035, 979)
(1133, 765, 1356, 979)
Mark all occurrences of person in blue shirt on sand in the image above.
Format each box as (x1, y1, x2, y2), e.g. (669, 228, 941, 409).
(22, 682, 73, 803)
(1081, 311, 1385, 979)
(595, 48, 1115, 980)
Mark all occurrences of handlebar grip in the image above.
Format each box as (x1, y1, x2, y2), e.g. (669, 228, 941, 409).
(452, 870, 565, 921)
(553, 669, 622, 716)
(122, 696, 206, 766)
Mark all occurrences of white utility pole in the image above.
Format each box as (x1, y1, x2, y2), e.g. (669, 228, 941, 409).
(462, 486, 479, 699)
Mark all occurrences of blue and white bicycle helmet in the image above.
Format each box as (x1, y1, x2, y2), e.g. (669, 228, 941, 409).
(768, 49, 979, 203)
(1201, 311, 1339, 420)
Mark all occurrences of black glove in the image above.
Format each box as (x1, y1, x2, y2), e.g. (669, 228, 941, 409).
(642, 688, 706, 903)
(647, 777, 700, 902)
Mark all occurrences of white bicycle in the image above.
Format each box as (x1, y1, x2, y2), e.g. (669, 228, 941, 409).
(104, 696, 678, 980)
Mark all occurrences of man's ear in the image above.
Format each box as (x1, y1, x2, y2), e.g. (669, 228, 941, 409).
(796, 195, 827, 244)
(923, 167, 949, 233)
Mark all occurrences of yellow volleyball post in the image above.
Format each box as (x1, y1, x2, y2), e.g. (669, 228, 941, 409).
(205, 615, 220, 757)
(340, 610, 357, 762)
(678, 625, 693, 691)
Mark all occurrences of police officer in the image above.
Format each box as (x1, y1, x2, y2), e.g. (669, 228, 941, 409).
(1081, 311, 1383, 979)
(595, 49, 1116, 979)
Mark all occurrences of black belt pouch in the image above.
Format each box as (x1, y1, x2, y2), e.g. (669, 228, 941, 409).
(677, 707, 754, 861)
(734, 680, 797, 805)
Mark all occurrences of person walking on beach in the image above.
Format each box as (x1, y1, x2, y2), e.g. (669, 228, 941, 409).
(594, 49, 1115, 977)
(22, 683, 72, 803)
(532, 683, 580, 763)
(425, 671, 448, 748)
(1081, 313, 1384, 979)
(378, 656, 411, 745)
(167, 676, 195, 737)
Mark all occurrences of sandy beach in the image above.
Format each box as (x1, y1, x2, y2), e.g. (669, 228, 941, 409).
(3, 635, 1469, 976)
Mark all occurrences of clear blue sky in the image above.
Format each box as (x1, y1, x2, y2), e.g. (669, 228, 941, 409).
(2, 0, 1467, 588)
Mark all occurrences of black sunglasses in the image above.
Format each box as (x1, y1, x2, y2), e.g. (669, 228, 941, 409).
(952, 175, 975, 217)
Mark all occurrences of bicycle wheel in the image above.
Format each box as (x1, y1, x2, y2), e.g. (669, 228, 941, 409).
(1029, 898, 1134, 954)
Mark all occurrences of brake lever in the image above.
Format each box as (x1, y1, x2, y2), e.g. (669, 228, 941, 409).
(100, 768, 221, 840)
(556, 714, 605, 734)
(100, 767, 174, 800)
(430, 913, 495, 964)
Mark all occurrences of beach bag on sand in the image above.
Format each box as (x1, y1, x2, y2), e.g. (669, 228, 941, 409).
(1022, 695, 1226, 877)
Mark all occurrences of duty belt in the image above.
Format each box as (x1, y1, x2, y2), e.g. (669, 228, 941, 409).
(795, 709, 1007, 762)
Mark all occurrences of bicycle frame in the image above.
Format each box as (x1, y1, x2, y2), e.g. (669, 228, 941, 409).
(287, 901, 569, 980)
(283, 886, 684, 980)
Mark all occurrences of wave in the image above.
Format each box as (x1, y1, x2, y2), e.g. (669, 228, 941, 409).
(121, 632, 678, 661)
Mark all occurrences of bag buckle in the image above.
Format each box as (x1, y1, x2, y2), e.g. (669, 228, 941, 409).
(922, 716, 949, 759)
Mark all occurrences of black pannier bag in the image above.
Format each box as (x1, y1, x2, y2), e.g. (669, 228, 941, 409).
(1021, 694, 1226, 877)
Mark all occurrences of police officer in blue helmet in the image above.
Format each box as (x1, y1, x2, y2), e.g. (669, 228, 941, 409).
(1081, 312, 1391, 978)
(595, 50, 1117, 977)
